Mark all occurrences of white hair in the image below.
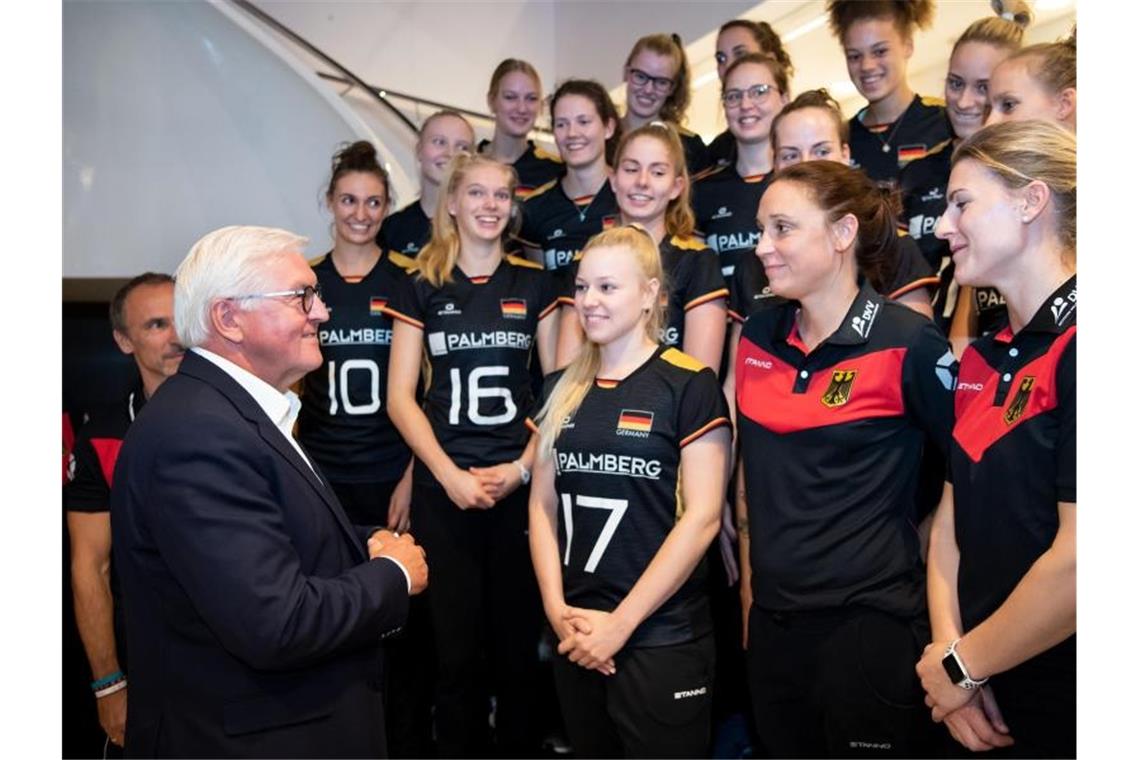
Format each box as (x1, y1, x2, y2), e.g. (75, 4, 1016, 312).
(174, 225, 309, 347)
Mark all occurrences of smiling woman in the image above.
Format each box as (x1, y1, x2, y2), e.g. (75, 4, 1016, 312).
(478, 59, 563, 199)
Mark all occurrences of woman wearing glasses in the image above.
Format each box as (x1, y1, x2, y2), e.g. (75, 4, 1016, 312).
(385, 153, 560, 757)
(621, 33, 710, 176)
(478, 58, 563, 200)
(297, 140, 416, 530)
(706, 20, 795, 167)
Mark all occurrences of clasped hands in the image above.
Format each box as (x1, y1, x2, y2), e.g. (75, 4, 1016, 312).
(444, 463, 524, 510)
(554, 606, 635, 677)
(915, 640, 1014, 752)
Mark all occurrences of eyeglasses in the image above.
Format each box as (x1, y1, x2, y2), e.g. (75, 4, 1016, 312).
(722, 83, 774, 108)
(234, 284, 323, 314)
(628, 68, 675, 94)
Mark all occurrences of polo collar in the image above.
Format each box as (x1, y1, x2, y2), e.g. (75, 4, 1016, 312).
(780, 280, 885, 350)
(993, 275, 1076, 344)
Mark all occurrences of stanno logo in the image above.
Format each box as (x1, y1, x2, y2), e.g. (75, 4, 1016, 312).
(849, 741, 892, 751)
(560, 415, 575, 430)
(550, 228, 565, 240)
(850, 300, 880, 338)
(674, 687, 708, 700)
(921, 187, 944, 202)
(437, 302, 462, 316)
(1003, 376, 1035, 425)
(821, 370, 857, 408)
(712, 206, 732, 220)
(616, 409, 654, 437)
(744, 357, 773, 369)
(956, 382, 984, 392)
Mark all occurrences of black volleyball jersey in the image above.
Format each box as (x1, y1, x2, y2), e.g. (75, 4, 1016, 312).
(517, 178, 619, 271)
(692, 163, 772, 280)
(659, 235, 729, 348)
(736, 282, 956, 616)
(66, 386, 145, 514)
(677, 125, 712, 176)
(898, 138, 953, 271)
(385, 255, 560, 478)
(706, 128, 735, 167)
(297, 251, 416, 483)
(849, 94, 952, 188)
(380, 200, 431, 257)
(530, 346, 730, 647)
(727, 233, 937, 323)
(477, 139, 564, 200)
(950, 276, 1075, 632)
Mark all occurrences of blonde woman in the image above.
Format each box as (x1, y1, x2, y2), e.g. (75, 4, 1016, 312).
(385, 153, 559, 756)
(530, 225, 730, 758)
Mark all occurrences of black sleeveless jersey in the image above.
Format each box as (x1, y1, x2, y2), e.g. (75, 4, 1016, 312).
(380, 200, 431, 258)
(477, 139, 564, 200)
(517, 178, 619, 272)
(659, 235, 729, 348)
(297, 251, 416, 483)
(533, 346, 730, 647)
(849, 94, 952, 189)
(385, 255, 560, 480)
(692, 162, 772, 280)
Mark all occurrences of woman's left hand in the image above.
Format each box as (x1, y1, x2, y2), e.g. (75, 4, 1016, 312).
(468, 462, 523, 502)
(557, 607, 633, 675)
(917, 640, 977, 720)
(387, 468, 414, 533)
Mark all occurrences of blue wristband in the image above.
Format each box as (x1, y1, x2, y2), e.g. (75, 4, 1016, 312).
(91, 671, 124, 690)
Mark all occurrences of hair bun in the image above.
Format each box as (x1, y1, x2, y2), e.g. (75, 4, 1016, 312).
(990, 0, 1034, 29)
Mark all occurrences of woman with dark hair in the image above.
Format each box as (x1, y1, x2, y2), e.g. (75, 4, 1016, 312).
(385, 153, 560, 757)
(382, 110, 475, 258)
(621, 33, 710, 175)
(478, 58, 563, 199)
(736, 159, 954, 757)
(706, 19, 795, 166)
(916, 120, 1076, 758)
(517, 79, 622, 275)
(826, 0, 951, 188)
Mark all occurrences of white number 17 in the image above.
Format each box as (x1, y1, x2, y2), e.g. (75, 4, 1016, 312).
(560, 493, 629, 573)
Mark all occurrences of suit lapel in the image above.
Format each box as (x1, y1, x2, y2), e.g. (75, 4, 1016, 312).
(179, 352, 367, 562)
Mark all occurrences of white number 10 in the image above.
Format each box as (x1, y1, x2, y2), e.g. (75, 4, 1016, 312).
(560, 493, 629, 573)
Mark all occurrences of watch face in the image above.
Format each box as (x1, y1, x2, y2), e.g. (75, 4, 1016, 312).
(942, 652, 967, 684)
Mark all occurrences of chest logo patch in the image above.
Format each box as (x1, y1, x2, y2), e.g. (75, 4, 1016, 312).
(616, 409, 654, 437)
(1003, 376, 1035, 425)
(821, 370, 857, 408)
(369, 297, 387, 317)
(501, 298, 527, 319)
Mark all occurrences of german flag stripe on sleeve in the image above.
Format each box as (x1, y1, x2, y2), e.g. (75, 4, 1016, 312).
(889, 276, 941, 300)
(685, 288, 730, 311)
(538, 299, 561, 320)
(525, 417, 540, 434)
(382, 305, 424, 329)
(679, 416, 731, 448)
(728, 308, 746, 324)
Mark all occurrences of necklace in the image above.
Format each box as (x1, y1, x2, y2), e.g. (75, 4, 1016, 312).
(868, 97, 916, 154)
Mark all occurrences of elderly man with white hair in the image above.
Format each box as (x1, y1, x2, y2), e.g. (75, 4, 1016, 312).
(111, 225, 428, 758)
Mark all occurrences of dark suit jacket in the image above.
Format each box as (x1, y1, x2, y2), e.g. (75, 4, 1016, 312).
(111, 350, 408, 758)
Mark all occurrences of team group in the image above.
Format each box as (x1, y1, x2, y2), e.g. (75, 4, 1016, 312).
(65, 1, 1076, 757)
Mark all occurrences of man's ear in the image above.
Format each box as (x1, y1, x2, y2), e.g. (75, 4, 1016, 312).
(210, 298, 245, 344)
(112, 329, 134, 356)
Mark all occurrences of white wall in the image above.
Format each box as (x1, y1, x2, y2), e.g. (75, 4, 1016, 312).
(63, 0, 410, 278)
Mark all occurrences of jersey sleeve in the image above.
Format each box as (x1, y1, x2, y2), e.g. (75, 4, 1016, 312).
(1055, 334, 1076, 503)
(683, 249, 729, 311)
(727, 263, 751, 323)
(383, 270, 425, 329)
(526, 369, 565, 434)
(537, 268, 562, 321)
(676, 367, 731, 447)
(902, 319, 957, 455)
(887, 235, 939, 300)
(65, 433, 113, 513)
(515, 197, 542, 249)
(682, 131, 712, 177)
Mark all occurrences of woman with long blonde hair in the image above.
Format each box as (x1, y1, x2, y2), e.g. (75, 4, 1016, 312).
(385, 152, 559, 756)
(530, 225, 730, 757)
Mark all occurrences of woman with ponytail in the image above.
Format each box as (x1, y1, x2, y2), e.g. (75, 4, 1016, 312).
(529, 225, 730, 758)
(987, 28, 1076, 132)
(917, 120, 1077, 758)
(385, 152, 560, 756)
(735, 160, 955, 757)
